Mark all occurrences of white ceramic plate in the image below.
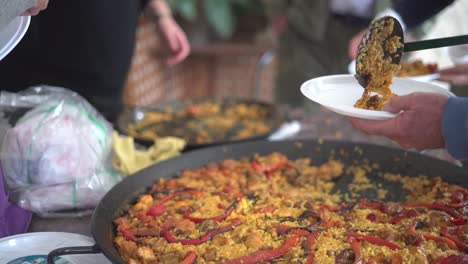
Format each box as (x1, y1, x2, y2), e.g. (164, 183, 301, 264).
(347, 60, 440, 83)
(0, 16, 30, 61)
(0, 232, 111, 264)
(300, 74, 454, 120)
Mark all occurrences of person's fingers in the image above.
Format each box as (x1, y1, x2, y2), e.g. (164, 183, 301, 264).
(166, 33, 190, 66)
(382, 95, 414, 113)
(39, 0, 49, 10)
(348, 37, 360, 59)
(20, 0, 48, 16)
(349, 117, 396, 136)
(438, 64, 468, 74)
(167, 31, 180, 53)
(21, 7, 40, 16)
(348, 30, 365, 59)
(438, 73, 468, 86)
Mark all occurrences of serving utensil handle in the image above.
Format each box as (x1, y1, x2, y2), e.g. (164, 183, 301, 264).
(47, 244, 101, 264)
(404, 35, 468, 52)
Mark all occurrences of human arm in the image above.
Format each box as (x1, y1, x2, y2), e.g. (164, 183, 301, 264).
(147, 0, 190, 66)
(442, 96, 468, 159)
(21, 0, 48, 16)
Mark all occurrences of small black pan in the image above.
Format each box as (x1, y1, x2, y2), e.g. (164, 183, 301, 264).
(117, 98, 285, 151)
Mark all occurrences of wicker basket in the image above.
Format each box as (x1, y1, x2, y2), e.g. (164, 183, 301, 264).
(123, 14, 277, 107)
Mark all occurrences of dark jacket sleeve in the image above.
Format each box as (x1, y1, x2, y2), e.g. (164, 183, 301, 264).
(442, 96, 468, 160)
(393, 0, 455, 29)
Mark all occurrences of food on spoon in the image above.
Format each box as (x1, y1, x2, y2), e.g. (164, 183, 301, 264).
(355, 17, 403, 110)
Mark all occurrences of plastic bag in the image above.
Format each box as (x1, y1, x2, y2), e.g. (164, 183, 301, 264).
(0, 86, 120, 217)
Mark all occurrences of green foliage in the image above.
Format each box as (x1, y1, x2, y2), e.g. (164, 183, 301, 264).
(167, 0, 262, 39)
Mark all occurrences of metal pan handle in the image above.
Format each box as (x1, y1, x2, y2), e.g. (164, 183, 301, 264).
(47, 244, 101, 264)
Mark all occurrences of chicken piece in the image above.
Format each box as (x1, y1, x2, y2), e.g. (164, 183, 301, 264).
(136, 246, 156, 261)
(244, 231, 265, 250)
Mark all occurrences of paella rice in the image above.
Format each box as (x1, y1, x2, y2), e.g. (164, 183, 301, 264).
(114, 152, 468, 264)
(126, 101, 276, 145)
(355, 18, 402, 110)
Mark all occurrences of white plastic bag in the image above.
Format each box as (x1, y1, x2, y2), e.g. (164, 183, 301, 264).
(0, 86, 120, 217)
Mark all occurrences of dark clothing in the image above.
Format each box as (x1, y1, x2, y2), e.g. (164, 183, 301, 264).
(393, 0, 455, 29)
(0, 0, 148, 123)
(274, 0, 377, 108)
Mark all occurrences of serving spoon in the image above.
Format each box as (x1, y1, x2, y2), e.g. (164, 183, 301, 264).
(355, 16, 468, 88)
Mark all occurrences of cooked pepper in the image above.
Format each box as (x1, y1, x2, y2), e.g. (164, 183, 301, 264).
(184, 200, 239, 223)
(117, 225, 137, 242)
(436, 255, 468, 264)
(304, 230, 321, 264)
(406, 222, 423, 248)
(451, 190, 465, 203)
(147, 190, 201, 217)
(251, 159, 298, 178)
(346, 236, 363, 264)
(366, 213, 376, 222)
(321, 202, 355, 213)
(223, 235, 300, 264)
(320, 207, 341, 228)
(357, 199, 385, 212)
(389, 209, 419, 224)
(255, 206, 276, 213)
(180, 251, 197, 264)
(162, 219, 241, 245)
(147, 193, 177, 217)
(423, 234, 458, 250)
(440, 226, 468, 253)
(448, 200, 468, 209)
(406, 202, 465, 225)
(347, 232, 401, 250)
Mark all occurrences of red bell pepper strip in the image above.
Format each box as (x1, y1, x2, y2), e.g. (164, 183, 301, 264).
(347, 232, 401, 250)
(180, 251, 197, 264)
(366, 213, 376, 222)
(117, 225, 137, 242)
(289, 229, 311, 236)
(440, 226, 468, 253)
(320, 203, 350, 212)
(223, 235, 300, 264)
(346, 236, 363, 264)
(147, 193, 176, 217)
(184, 200, 238, 223)
(435, 255, 468, 264)
(136, 211, 152, 222)
(406, 222, 423, 248)
(255, 206, 276, 213)
(448, 200, 468, 209)
(405, 202, 465, 225)
(451, 190, 465, 203)
(389, 209, 419, 224)
(357, 199, 385, 212)
(162, 219, 241, 245)
(251, 159, 297, 178)
(147, 190, 202, 217)
(304, 230, 321, 264)
(422, 234, 458, 250)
